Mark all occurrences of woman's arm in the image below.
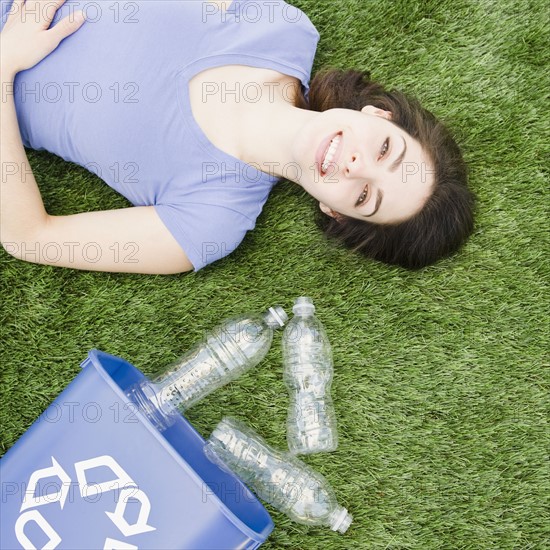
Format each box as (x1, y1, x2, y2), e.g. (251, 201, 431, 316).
(1, 72, 49, 244)
(1, 71, 193, 275)
(0, 0, 76, 244)
(1, 1, 193, 274)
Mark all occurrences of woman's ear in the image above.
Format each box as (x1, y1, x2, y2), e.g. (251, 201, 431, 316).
(319, 202, 343, 221)
(361, 105, 392, 120)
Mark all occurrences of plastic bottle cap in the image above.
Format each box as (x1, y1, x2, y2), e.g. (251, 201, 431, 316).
(292, 296, 315, 315)
(331, 507, 353, 533)
(267, 306, 288, 327)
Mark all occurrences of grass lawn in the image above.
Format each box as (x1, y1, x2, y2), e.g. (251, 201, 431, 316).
(1, 0, 548, 548)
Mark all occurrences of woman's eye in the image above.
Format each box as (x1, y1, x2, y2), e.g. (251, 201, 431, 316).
(356, 185, 369, 206)
(380, 138, 389, 159)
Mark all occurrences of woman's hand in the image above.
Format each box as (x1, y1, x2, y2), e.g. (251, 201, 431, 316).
(1, 0, 86, 79)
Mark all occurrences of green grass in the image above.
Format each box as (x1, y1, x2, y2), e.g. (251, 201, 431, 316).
(1, 0, 548, 548)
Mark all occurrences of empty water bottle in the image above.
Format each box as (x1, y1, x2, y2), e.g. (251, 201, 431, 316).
(128, 307, 288, 431)
(204, 416, 352, 533)
(282, 297, 338, 454)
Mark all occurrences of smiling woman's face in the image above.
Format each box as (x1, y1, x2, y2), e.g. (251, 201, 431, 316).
(292, 105, 435, 224)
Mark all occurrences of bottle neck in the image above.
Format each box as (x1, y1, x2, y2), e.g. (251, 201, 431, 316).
(128, 380, 177, 431)
(293, 311, 314, 317)
(264, 307, 287, 328)
(329, 506, 352, 533)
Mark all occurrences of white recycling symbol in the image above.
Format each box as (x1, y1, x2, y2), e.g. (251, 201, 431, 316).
(14, 455, 155, 549)
(15, 510, 62, 550)
(20, 457, 72, 512)
(105, 487, 156, 536)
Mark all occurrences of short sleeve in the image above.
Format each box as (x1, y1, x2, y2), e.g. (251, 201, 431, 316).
(153, 202, 256, 271)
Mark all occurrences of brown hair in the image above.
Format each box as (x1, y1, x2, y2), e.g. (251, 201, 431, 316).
(294, 68, 476, 269)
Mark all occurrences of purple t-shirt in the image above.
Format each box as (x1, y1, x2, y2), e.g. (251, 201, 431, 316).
(1, 0, 319, 270)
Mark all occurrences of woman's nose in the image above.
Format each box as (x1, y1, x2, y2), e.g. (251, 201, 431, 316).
(344, 147, 385, 182)
(344, 151, 368, 178)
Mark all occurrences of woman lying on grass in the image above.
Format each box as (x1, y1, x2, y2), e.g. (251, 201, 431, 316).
(0, 0, 475, 274)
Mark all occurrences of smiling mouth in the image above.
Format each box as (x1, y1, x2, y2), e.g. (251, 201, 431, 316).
(319, 132, 343, 176)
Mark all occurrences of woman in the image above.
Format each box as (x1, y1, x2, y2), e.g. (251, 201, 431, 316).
(1, 0, 475, 274)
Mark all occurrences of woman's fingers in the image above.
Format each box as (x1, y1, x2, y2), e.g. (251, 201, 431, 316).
(0, 0, 87, 76)
(10, 0, 75, 29)
(47, 9, 86, 45)
(6, 0, 26, 20)
(42, 0, 78, 28)
(4, 0, 55, 27)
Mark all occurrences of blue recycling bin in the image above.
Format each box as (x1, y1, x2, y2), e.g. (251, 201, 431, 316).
(0, 349, 274, 549)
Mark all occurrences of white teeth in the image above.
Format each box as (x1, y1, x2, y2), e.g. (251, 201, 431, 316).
(321, 134, 341, 172)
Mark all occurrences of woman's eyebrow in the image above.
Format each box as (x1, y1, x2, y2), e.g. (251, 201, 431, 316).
(390, 136, 407, 172)
(363, 189, 384, 218)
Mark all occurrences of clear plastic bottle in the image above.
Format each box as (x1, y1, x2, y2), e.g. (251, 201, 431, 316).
(204, 416, 352, 533)
(282, 297, 338, 454)
(127, 307, 287, 431)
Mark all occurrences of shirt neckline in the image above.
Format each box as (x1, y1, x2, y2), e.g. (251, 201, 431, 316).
(176, 54, 311, 185)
